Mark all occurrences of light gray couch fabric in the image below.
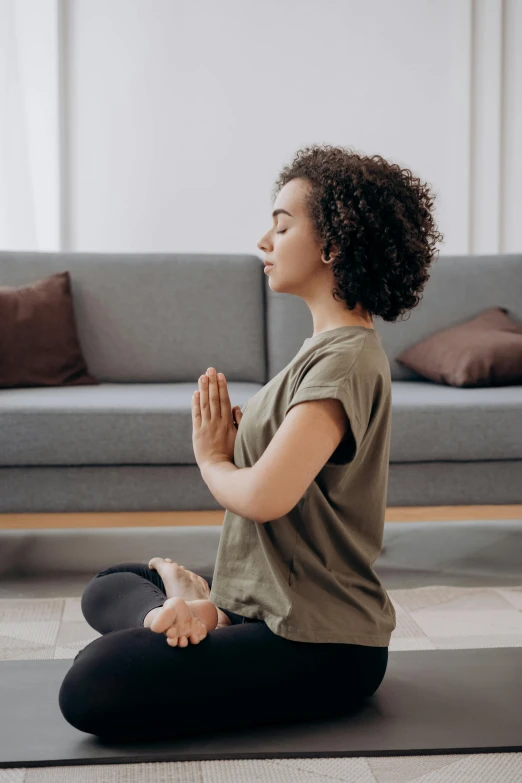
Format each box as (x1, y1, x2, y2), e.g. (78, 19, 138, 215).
(1, 250, 521, 513)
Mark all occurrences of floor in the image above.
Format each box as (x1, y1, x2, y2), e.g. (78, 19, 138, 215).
(0, 518, 521, 782)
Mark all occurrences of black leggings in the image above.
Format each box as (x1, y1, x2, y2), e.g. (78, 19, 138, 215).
(58, 561, 389, 743)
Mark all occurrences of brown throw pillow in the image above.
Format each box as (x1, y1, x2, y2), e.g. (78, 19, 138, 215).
(395, 306, 522, 387)
(0, 271, 99, 389)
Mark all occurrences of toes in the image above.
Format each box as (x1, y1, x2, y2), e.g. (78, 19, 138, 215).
(148, 557, 181, 570)
(165, 618, 207, 647)
(167, 635, 188, 647)
(151, 597, 192, 635)
(188, 619, 200, 643)
(148, 556, 165, 571)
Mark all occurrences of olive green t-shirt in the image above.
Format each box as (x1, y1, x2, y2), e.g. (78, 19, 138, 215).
(209, 325, 396, 646)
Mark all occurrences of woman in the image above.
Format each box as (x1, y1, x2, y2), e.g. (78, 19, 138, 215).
(59, 144, 443, 743)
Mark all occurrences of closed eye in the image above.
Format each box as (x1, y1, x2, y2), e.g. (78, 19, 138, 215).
(276, 229, 287, 234)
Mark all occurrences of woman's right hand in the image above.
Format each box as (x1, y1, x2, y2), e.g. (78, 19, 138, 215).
(233, 406, 243, 429)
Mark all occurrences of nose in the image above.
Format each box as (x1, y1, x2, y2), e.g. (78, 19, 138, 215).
(257, 231, 271, 253)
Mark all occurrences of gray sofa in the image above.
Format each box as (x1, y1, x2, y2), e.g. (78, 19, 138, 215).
(1, 250, 521, 522)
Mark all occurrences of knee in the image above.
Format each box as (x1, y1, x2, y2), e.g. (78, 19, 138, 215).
(80, 566, 133, 617)
(79, 573, 107, 629)
(58, 634, 131, 736)
(91, 562, 133, 579)
(58, 663, 100, 735)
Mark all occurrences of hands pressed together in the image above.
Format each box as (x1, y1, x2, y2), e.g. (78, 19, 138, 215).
(192, 366, 243, 471)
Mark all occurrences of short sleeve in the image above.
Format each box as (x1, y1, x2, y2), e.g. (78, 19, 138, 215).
(285, 382, 364, 464)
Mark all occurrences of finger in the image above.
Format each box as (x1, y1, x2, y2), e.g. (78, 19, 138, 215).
(192, 390, 201, 423)
(198, 374, 209, 422)
(217, 372, 232, 416)
(206, 368, 221, 419)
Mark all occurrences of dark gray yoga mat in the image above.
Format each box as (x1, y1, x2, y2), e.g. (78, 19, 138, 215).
(0, 647, 521, 768)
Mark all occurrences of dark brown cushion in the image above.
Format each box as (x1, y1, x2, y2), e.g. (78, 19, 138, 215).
(0, 271, 99, 389)
(395, 306, 522, 387)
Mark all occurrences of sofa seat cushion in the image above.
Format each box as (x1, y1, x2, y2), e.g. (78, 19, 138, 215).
(1, 379, 521, 467)
(391, 381, 522, 461)
(0, 382, 263, 467)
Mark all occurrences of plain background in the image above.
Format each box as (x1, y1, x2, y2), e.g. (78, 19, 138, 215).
(0, 0, 520, 256)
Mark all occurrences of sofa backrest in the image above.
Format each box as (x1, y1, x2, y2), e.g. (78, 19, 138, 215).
(0, 251, 267, 383)
(266, 252, 522, 381)
(1, 250, 520, 384)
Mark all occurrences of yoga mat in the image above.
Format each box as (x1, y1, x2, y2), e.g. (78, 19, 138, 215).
(0, 647, 520, 768)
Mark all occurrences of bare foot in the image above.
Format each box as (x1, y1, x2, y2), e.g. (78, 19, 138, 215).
(146, 556, 231, 639)
(146, 596, 216, 647)
(148, 557, 211, 601)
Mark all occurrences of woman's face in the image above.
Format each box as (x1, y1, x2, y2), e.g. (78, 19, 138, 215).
(257, 178, 328, 296)
(258, 177, 374, 328)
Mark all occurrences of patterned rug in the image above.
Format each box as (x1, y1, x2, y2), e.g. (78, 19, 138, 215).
(1, 584, 521, 782)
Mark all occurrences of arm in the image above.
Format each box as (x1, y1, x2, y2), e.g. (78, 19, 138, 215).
(249, 395, 353, 523)
(200, 459, 262, 522)
(201, 393, 353, 524)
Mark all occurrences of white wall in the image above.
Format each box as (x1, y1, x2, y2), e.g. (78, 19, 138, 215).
(3, 0, 521, 255)
(0, 0, 61, 250)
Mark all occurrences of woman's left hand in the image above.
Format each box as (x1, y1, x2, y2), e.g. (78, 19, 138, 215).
(192, 367, 243, 470)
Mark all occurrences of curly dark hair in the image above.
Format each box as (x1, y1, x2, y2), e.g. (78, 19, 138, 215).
(271, 144, 444, 322)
